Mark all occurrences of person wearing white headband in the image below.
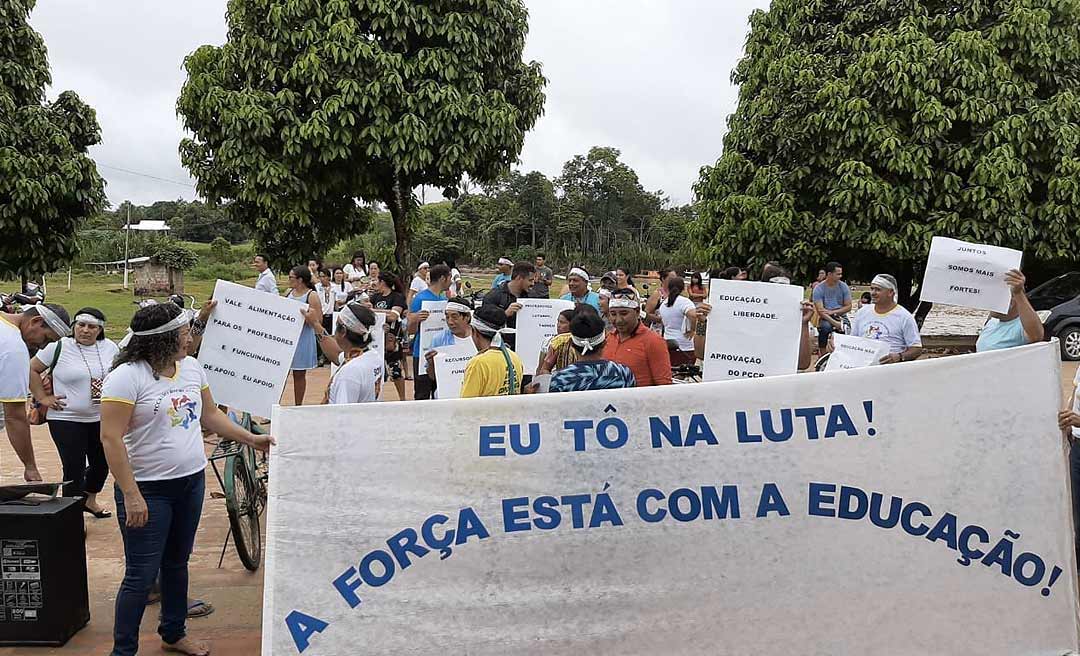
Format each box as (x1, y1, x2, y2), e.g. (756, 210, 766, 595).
(461, 304, 523, 398)
(849, 273, 923, 364)
(604, 288, 672, 387)
(550, 311, 636, 393)
(29, 306, 120, 518)
(560, 267, 601, 312)
(424, 299, 476, 397)
(0, 302, 71, 483)
(100, 302, 273, 656)
(492, 257, 514, 289)
(304, 302, 383, 405)
(408, 261, 431, 306)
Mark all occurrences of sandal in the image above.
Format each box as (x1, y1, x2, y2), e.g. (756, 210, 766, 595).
(187, 599, 214, 618)
(83, 506, 112, 519)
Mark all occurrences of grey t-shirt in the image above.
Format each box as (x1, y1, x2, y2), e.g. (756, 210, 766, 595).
(532, 265, 554, 298)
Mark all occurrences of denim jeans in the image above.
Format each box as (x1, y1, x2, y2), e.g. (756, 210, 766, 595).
(1071, 442, 1080, 566)
(111, 471, 205, 656)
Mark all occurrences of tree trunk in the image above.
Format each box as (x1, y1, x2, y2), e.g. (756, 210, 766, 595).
(386, 176, 411, 276)
(896, 260, 915, 311)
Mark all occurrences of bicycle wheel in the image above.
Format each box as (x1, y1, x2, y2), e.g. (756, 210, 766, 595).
(224, 449, 262, 571)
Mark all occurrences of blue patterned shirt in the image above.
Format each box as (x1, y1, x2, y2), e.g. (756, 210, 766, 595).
(549, 359, 636, 393)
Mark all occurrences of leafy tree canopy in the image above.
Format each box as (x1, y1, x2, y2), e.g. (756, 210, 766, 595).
(177, 0, 546, 271)
(693, 0, 1080, 297)
(0, 0, 105, 277)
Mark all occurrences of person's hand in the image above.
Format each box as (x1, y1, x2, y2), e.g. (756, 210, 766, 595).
(248, 433, 276, 453)
(197, 299, 217, 323)
(1059, 410, 1080, 431)
(524, 382, 540, 394)
(124, 490, 149, 528)
(424, 349, 438, 364)
(23, 465, 42, 483)
(800, 301, 815, 324)
(506, 303, 522, 317)
(697, 302, 712, 318)
(416, 310, 430, 323)
(300, 306, 323, 328)
(1004, 269, 1026, 296)
(879, 353, 902, 365)
(39, 394, 66, 410)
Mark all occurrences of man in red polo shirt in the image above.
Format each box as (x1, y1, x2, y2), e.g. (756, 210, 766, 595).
(603, 288, 671, 386)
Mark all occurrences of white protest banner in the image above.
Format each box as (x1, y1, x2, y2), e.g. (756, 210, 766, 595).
(703, 279, 804, 382)
(920, 236, 1023, 313)
(417, 300, 448, 376)
(432, 339, 478, 399)
(199, 279, 304, 418)
(515, 298, 575, 375)
(265, 342, 1077, 655)
(825, 333, 891, 372)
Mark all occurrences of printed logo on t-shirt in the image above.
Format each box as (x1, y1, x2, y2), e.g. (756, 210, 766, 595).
(862, 321, 890, 340)
(167, 394, 199, 429)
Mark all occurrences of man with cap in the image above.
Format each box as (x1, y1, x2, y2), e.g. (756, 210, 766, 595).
(304, 301, 383, 404)
(603, 288, 671, 386)
(424, 298, 476, 396)
(0, 303, 71, 481)
(550, 311, 636, 393)
(849, 273, 923, 364)
(482, 261, 537, 350)
(560, 267, 602, 311)
(461, 304, 524, 398)
(492, 257, 513, 289)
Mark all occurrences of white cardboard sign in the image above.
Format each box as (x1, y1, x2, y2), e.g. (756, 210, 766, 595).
(417, 300, 448, 376)
(920, 236, 1023, 313)
(199, 279, 305, 418)
(432, 339, 478, 399)
(264, 342, 1078, 655)
(825, 333, 891, 371)
(703, 279, 804, 382)
(515, 299, 575, 375)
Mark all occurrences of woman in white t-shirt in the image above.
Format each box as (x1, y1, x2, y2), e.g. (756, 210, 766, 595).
(330, 267, 351, 310)
(30, 307, 119, 518)
(657, 277, 699, 367)
(343, 251, 367, 290)
(408, 261, 431, 306)
(100, 303, 273, 656)
(304, 301, 382, 404)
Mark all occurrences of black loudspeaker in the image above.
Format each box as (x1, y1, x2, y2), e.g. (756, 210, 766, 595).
(0, 497, 89, 646)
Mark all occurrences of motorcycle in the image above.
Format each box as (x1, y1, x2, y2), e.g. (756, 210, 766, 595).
(1, 281, 45, 313)
(462, 281, 488, 310)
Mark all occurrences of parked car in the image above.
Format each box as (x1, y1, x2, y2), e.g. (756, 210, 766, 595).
(1028, 272, 1080, 311)
(1041, 298, 1080, 360)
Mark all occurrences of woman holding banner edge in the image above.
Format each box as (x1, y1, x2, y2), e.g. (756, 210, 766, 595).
(100, 302, 273, 656)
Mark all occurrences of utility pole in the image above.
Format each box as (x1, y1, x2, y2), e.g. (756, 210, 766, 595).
(123, 205, 130, 290)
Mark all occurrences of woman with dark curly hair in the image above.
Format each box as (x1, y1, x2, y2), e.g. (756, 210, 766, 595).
(285, 265, 321, 405)
(100, 303, 273, 656)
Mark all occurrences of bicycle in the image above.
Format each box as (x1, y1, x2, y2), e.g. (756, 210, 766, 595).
(206, 410, 269, 571)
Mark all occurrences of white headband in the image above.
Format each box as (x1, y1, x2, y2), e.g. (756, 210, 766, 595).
(769, 276, 791, 285)
(445, 300, 473, 315)
(74, 313, 105, 327)
(130, 310, 192, 336)
(871, 275, 896, 291)
(337, 305, 371, 335)
(470, 316, 502, 336)
(28, 305, 71, 338)
(609, 297, 640, 309)
(418, 262, 430, 270)
(568, 267, 589, 281)
(498, 257, 513, 266)
(571, 331, 606, 353)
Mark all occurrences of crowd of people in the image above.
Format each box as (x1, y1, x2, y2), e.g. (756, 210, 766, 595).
(0, 248, 1074, 655)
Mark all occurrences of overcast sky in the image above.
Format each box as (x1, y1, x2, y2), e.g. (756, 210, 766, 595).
(30, 0, 771, 209)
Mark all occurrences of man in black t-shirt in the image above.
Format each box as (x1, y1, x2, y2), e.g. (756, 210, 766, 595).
(365, 272, 408, 399)
(481, 261, 537, 350)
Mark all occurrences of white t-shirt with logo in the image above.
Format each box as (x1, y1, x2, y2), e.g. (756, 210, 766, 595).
(410, 276, 429, 294)
(328, 349, 383, 404)
(101, 356, 209, 481)
(34, 337, 120, 423)
(658, 295, 696, 352)
(0, 317, 29, 404)
(850, 305, 922, 354)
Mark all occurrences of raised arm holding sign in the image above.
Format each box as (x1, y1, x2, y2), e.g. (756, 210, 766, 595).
(920, 236, 1023, 313)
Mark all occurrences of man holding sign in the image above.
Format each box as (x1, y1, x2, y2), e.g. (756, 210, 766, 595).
(425, 298, 477, 397)
(975, 269, 1044, 352)
(408, 264, 450, 400)
(849, 274, 922, 364)
(921, 236, 1023, 313)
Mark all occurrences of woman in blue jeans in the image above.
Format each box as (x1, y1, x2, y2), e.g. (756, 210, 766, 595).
(101, 303, 273, 656)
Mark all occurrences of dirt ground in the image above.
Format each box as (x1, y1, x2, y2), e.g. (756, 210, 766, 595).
(1, 359, 1076, 655)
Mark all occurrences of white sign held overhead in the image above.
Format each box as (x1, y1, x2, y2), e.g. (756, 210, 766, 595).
(432, 339, 478, 399)
(825, 333, 891, 371)
(515, 298, 575, 375)
(920, 236, 1023, 313)
(199, 279, 305, 418)
(264, 342, 1077, 655)
(417, 300, 448, 376)
(703, 279, 804, 382)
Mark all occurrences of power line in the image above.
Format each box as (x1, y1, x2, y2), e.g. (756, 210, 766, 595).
(97, 163, 196, 188)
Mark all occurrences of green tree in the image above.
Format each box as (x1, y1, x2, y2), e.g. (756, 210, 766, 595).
(177, 0, 546, 272)
(693, 0, 1080, 301)
(0, 0, 105, 278)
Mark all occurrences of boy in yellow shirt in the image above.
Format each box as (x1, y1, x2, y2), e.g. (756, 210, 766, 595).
(461, 304, 523, 398)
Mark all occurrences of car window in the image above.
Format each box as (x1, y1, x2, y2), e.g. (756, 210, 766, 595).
(1035, 273, 1080, 298)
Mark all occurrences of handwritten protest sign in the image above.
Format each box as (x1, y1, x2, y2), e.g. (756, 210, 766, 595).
(703, 279, 804, 382)
(432, 339, 478, 399)
(825, 333, 891, 371)
(515, 298, 575, 375)
(199, 279, 304, 418)
(265, 342, 1076, 655)
(417, 300, 448, 375)
(920, 236, 1023, 313)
